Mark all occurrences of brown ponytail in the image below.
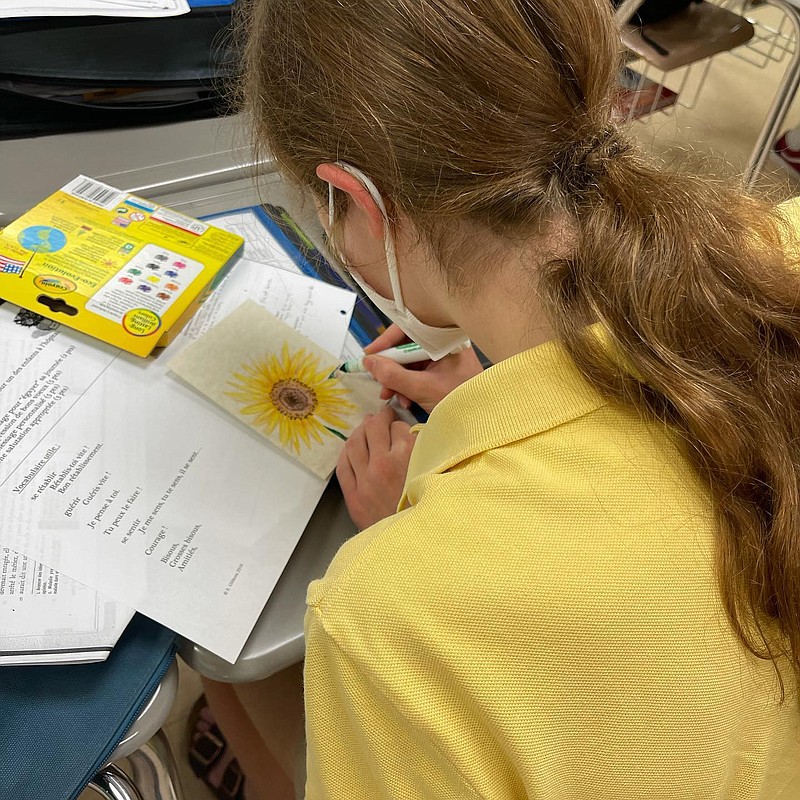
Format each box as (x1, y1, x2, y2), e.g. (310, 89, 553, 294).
(542, 151, 800, 693)
(242, 0, 800, 691)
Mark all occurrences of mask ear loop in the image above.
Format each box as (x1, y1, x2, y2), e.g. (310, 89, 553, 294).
(333, 161, 407, 313)
(325, 181, 359, 292)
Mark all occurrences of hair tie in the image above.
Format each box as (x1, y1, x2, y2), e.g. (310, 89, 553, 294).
(555, 126, 631, 194)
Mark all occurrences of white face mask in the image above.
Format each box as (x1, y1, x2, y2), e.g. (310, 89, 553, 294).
(327, 161, 469, 361)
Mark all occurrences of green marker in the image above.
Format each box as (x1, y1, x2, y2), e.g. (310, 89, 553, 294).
(338, 342, 428, 373)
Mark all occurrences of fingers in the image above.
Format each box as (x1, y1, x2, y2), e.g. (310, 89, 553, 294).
(342, 407, 395, 477)
(343, 422, 369, 475)
(364, 323, 409, 354)
(364, 355, 429, 404)
(390, 420, 416, 454)
(362, 406, 394, 456)
(366, 347, 484, 414)
(335, 448, 356, 498)
(336, 407, 411, 531)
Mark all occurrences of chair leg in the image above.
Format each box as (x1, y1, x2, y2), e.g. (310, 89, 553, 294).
(744, 0, 800, 188)
(126, 729, 186, 800)
(87, 764, 145, 800)
(88, 730, 185, 800)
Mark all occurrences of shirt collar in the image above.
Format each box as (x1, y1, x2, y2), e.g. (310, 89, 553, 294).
(403, 337, 608, 489)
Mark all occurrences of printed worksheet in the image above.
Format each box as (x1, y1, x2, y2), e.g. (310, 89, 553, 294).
(209, 209, 366, 363)
(208, 208, 299, 269)
(0, 306, 134, 664)
(0, 0, 190, 19)
(0, 261, 357, 662)
(0, 547, 131, 665)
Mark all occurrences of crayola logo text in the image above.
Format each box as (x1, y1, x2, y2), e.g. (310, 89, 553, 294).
(33, 276, 77, 295)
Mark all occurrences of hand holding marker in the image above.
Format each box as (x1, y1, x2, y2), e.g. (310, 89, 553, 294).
(334, 330, 484, 415)
(337, 342, 428, 374)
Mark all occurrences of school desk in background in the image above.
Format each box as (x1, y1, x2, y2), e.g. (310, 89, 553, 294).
(614, 66, 679, 120)
(0, 0, 237, 139)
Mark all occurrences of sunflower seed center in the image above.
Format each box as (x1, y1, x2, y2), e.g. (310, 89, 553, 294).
(270, 379, 318, 420)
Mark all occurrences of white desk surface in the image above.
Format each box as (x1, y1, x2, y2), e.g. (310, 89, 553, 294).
(1, 116, 247, 222)
(1, 115, 357, 681)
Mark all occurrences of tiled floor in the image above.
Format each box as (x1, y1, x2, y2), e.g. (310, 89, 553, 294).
(80, 5, 800, 799)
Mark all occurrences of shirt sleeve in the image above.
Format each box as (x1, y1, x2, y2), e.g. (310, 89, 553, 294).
(303, 604, 486, 800)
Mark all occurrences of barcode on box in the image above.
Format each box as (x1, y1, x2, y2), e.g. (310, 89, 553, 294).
(61, 175, 125, 210)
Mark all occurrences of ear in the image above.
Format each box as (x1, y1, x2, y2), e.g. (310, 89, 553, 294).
(316, 163, 385, 241)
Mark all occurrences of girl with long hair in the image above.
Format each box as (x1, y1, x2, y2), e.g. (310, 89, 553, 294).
(189, 1, 800, 797)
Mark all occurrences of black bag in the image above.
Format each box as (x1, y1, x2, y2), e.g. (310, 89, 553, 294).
(0, 8, 237, 139)
(612, 0, 702, 26)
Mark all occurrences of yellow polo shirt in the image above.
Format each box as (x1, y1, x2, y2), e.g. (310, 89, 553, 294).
(304, 337, 800, 798)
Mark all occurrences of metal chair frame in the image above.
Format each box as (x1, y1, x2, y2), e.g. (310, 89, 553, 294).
(615, 0, 800, 187)
(88, 730, 184, 800)
(84, 661, 186, 800)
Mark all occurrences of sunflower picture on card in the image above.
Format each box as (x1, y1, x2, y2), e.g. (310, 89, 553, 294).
(169, 301, 384, 478)
(226, 342, 355, 451)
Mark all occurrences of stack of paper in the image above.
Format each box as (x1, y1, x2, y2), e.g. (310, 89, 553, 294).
(0, 548, 133, 665)
(0, 201, 380, 665)
(0, 0, 189, 18)
(0, 256, 358, 663)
